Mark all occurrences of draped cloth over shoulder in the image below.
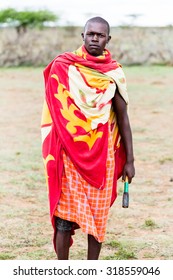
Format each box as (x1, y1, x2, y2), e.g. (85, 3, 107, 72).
(41, 45, 128, 248)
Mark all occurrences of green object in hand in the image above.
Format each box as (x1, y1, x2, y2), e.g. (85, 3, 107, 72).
(122, 177, 129, 208)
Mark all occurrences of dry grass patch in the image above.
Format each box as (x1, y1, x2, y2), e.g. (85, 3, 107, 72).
(0, 66, 173, 259)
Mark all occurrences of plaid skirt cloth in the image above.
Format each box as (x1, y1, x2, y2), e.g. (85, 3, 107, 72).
(54, 128, 115, 243)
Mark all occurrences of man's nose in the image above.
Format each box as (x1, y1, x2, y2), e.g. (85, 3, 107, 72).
(92, 34, 99, 41)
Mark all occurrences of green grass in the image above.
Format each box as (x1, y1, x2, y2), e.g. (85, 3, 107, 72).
(106, 240, 122, 248)
(0, 253, 16, 260)
(143, 219, 158, 230)
(103, 240, 137, 260)
(159, 157, 173, 164)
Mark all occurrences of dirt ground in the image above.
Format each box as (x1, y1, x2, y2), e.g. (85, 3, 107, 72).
(0, 66, 173, 260)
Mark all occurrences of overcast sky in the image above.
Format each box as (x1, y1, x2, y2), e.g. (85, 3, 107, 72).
(0, 0, 172, 27)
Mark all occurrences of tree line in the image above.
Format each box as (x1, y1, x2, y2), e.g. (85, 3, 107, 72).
(0, 8, 58, 33)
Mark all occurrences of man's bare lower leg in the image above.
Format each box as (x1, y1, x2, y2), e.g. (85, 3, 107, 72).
(87, 234, 102, 260)
(55, 230, 71, 260)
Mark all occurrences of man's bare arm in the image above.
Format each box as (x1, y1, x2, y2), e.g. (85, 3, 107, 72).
(112, 88, 135, 183)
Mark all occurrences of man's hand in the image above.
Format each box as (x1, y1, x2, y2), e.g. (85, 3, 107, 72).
(122, 160, 135, 183)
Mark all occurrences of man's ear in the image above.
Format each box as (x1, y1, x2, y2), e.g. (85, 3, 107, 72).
(81, 32, 84, 40)
(107, 35, 111, 43)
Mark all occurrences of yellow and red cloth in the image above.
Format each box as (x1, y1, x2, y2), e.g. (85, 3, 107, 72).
(41, 45, 128, 248)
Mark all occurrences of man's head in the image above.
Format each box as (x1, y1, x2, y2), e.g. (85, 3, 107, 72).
(81, 17, 111, 56)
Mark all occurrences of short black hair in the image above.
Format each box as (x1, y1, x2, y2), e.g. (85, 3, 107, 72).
(84, 17, 110, 35)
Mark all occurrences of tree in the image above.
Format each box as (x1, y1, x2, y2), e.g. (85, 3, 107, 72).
(0, 8, 58, 33)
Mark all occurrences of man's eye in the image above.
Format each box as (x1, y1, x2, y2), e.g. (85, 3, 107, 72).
(87, 33, 105, 37)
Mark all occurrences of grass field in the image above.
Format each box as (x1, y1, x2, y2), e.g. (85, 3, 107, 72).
(0, 66, 173, 260)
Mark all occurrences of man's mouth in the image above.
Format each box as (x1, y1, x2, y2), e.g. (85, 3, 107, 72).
(89, 44, 100, 48)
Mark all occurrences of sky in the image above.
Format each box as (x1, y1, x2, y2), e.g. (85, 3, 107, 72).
(0, 0, 172, 27)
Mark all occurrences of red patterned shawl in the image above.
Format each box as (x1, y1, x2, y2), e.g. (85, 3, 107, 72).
(41, 45, 128, 232)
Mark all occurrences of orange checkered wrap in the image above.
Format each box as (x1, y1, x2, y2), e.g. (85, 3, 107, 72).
(54, 125, 115, 242)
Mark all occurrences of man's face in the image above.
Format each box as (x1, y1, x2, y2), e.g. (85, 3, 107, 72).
(81, 21, 111, 56)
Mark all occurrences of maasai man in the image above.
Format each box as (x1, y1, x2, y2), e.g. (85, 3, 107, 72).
(41, 17, 135, 260)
